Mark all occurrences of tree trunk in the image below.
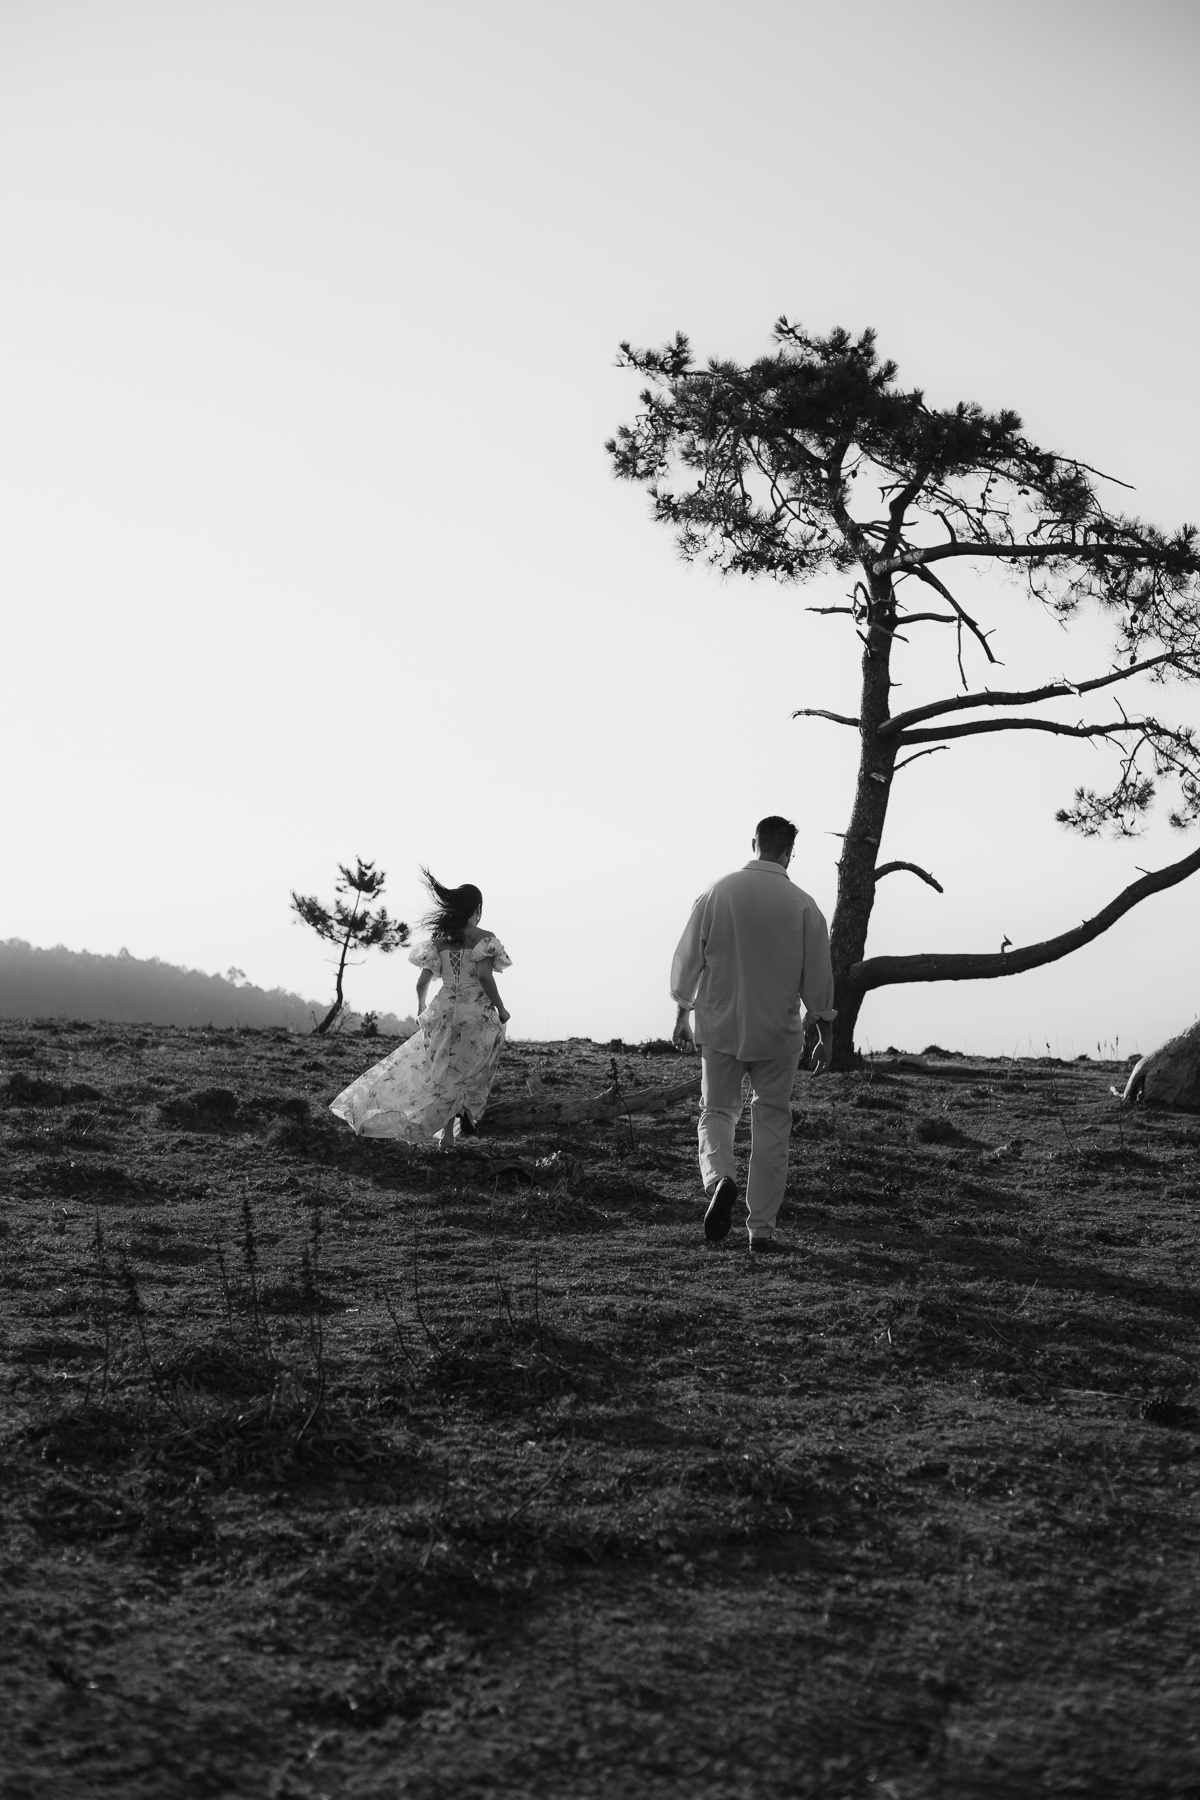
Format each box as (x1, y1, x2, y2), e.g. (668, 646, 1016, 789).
(313, 999, 342, 1036)
(313, 932, 353, 1036)
(827, 755, 1200, 1061)
(827, 578, 897, 1068)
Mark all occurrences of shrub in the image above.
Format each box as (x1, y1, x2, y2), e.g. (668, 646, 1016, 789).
(3, 1072, 103, 1107)
(158, 1088, 240, 1129)
(913, 1115, 960, 1145)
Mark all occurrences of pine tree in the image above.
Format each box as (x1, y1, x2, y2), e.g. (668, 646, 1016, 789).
(290, 859, 409, 1036)
(609, 322, 1200, 1066)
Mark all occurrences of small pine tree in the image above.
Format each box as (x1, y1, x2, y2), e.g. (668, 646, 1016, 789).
(290, 858, 409, 1036)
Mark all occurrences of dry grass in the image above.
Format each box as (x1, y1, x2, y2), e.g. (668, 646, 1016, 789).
(1, 1022, 1199, 1797)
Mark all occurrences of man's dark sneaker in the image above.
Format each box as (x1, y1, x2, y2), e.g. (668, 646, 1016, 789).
(703, 1177, 738, 1243)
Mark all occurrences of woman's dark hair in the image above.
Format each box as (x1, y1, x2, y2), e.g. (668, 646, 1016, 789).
(420, 868, 483, 944)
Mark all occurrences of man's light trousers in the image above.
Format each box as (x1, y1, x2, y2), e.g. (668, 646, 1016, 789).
(698, 1047, 802, 1240)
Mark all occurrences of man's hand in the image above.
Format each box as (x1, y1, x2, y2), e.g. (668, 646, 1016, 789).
(672, 1009, 695, 1053)
(810, 1035, 829, 1075)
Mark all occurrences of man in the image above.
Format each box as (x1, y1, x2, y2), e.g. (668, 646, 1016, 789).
(670, 816, 835, 1254)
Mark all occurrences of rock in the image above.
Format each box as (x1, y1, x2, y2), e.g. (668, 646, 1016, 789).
(1120, 1019, 1200, 1111)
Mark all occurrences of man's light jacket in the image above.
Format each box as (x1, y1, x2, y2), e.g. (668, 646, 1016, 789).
(670, 860, 836, 1060)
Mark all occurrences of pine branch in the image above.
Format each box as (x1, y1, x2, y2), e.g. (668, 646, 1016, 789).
(850, 843, 1200, 994)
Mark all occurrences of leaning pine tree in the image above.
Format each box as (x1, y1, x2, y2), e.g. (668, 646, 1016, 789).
(291, 858, 409, 1036)
(609, 322, 1200, 1068)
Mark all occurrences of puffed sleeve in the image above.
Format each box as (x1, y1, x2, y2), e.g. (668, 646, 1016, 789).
(408, 939, 442, 972)
(473, 936, 512, 971)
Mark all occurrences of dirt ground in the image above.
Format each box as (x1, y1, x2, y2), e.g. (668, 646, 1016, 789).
(1, 1019, 1198, 1799)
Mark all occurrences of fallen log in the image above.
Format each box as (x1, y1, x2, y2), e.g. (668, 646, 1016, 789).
(482, 1075, 700, 1133)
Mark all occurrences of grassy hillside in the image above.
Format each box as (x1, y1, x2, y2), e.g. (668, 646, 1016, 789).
(0, 939, 413, 1036)
(1, 1023, 1198, 1797)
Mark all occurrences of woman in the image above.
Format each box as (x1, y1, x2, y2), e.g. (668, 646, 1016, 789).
(329, 870, 511, 1144)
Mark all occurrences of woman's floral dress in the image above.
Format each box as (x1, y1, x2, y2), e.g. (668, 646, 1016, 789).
(329, 935, 511, 1142)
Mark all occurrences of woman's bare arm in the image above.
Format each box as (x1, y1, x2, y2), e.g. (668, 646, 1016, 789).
(476, 960, 509, 1024)
(416, 970, 433, 1013)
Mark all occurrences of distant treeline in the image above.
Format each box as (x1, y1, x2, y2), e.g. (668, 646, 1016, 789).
(0, 940, 415, 1036)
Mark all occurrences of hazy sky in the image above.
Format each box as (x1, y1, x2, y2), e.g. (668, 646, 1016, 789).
(2, 0, 1198, 1054)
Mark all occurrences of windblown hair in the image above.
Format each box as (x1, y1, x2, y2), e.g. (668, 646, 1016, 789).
(420, 868, 483, 944)
(755, 815, 797, 857)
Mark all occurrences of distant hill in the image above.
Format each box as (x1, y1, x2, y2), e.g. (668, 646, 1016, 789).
(0, 940, 415, 1036)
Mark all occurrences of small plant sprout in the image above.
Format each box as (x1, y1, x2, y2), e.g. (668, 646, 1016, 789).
(89, 1209, 114, 1402)
(240, 1188, 271, 1353)
(609, 1056, 636, 1152)
(213, 1230, 236, 1339)
(117, 1255, 177, 1415)
(290, 857, 410, 1037)
(296, 1191, 327, 1438)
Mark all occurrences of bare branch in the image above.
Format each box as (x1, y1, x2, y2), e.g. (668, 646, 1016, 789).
(911, 564, 1000, 666)
(879, 652, 1183, 738)
(892, 611, 957, 627)
(849, 842, 1200, 993)
(874, 861, 944, 893)
(882, 469, 930, 559)
(892, 746, 947, 774)
(876, 539, 1189, 578)
(793, 708, 860, 728)
(898, 716, 1145, 747)
(1065, 457, 1136, 492)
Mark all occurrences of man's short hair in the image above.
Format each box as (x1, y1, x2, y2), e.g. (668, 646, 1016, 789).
(755, 815, 797, 857)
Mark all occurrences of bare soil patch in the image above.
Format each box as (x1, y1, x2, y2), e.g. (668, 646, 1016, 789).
(2, 1024, 1198, 1797)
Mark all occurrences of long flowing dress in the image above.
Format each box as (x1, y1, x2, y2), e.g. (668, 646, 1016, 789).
(329, 935, 512, 1142)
